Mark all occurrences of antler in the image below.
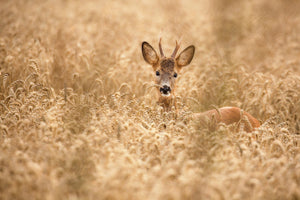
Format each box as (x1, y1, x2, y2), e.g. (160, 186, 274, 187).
(171, 40, 181, 58)
(159, 38, 165, 58)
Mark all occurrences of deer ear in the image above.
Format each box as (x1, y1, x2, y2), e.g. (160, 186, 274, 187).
(176, 45, 195, 67)
(142, 42, 159, 65)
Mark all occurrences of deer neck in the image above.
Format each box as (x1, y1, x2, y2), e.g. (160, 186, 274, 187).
(158, 95, 176, 111)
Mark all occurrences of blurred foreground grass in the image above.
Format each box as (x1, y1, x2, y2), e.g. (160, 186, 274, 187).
(0, 0, 300, 199)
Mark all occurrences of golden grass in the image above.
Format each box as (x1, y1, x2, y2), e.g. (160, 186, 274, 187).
(0, 0, 300, 199)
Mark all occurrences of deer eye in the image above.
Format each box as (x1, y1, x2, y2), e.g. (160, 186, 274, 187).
(174, 73, 177, 78)
(156, 71, 160, 76)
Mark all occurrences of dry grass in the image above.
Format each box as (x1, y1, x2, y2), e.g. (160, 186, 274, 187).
(0, 0, 300, 199)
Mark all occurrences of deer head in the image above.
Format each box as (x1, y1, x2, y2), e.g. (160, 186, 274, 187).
(142, 39, 195, 110)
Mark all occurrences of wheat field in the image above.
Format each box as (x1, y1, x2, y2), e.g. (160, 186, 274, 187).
(0, 0, 300, 199)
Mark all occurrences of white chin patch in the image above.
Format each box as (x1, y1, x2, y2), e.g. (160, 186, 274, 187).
(161, 93, 171, 97)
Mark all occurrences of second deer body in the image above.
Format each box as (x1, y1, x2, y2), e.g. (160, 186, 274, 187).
(141, 39, 260, 132)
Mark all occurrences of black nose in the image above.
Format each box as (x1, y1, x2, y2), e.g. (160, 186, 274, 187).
(160, 85, 171, 94)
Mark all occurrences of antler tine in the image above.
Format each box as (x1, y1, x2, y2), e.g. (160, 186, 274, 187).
(159, 38, 165, 58)
(171, 40, 181, 58)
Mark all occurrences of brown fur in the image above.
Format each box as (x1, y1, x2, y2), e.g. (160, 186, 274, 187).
(193, 107, 260, 132)
(142, 40, 260, 132)
(158, 96, 176, 111)
(142, 40, 195, 112)
(160, 58, 175, 73)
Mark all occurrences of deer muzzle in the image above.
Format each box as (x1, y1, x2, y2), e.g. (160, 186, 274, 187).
(160, 85, 171, 96)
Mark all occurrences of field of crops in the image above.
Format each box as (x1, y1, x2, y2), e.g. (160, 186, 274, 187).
(0, 0, 300, 199)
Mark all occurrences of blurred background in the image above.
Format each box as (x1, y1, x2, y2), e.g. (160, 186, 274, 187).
(0, 0, 299, 199)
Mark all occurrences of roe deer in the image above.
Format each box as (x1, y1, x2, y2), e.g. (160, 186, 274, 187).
(141, 39, 260, 132)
